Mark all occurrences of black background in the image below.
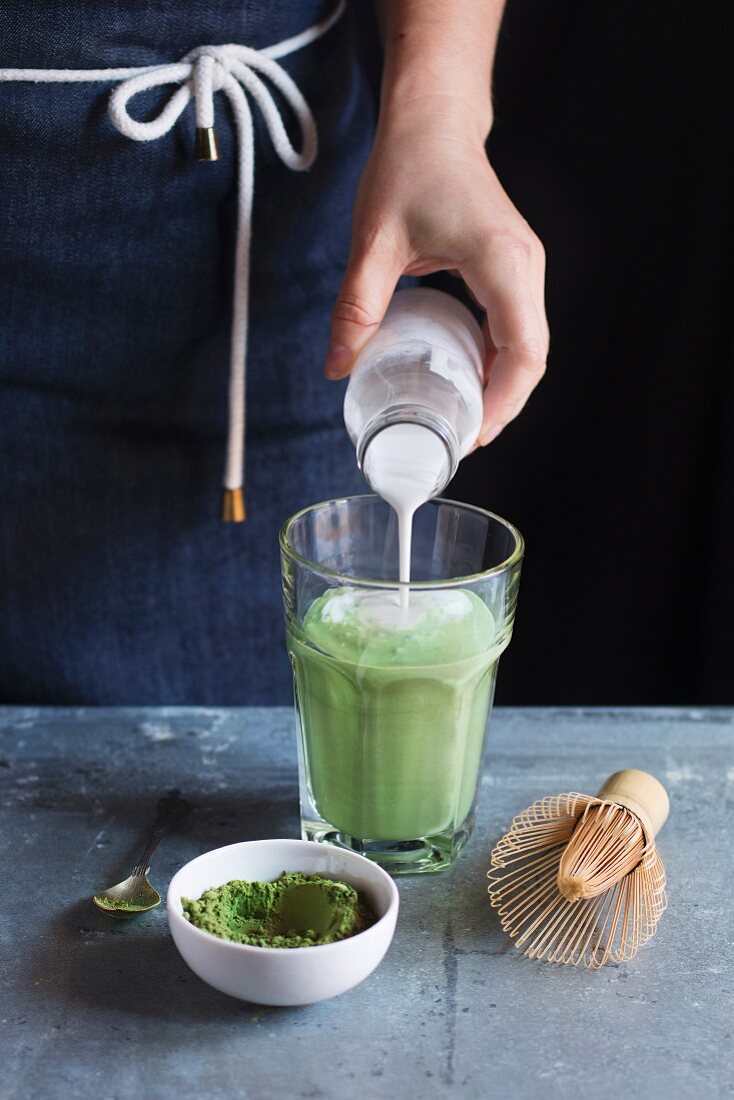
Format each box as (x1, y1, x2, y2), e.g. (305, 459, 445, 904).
(360, 1, 734, 705)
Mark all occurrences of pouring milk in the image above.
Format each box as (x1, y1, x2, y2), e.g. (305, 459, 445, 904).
(344, 287, 485, 593)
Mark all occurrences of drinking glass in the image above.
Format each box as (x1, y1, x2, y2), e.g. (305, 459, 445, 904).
(280, 495, 523, 874)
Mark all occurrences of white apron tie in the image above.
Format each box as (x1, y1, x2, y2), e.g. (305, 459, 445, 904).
(0, 1, 346, 521)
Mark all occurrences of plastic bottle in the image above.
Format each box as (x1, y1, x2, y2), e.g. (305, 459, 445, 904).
(343, 287, 485, 504)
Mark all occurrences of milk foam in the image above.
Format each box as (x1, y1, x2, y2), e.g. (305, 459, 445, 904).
(305, 585, 497, 670)
(319, 587, 476, 632)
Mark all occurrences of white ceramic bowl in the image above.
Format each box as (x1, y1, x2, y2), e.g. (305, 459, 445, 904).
(167, 839, 399, 1006)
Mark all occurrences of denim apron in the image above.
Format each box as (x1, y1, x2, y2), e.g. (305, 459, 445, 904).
(0, 2, 373, 703)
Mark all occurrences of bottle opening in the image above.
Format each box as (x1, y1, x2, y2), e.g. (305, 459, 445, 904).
(361, 422, 454, 508)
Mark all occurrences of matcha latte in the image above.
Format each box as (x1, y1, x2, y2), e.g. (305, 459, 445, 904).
(288, 586, 507, 848)
(281, 496, 523, 872)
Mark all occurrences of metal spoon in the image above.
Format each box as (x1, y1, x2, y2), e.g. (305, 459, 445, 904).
(93, 789, 189, 916)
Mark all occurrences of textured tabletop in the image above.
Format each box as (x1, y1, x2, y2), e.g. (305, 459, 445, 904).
(1, 707, 732, 1100)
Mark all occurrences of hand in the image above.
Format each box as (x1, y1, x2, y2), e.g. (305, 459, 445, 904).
(325, 113, 549, 446)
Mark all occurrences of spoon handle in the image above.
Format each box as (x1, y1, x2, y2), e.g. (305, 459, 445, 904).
(130, 789, 189, 877)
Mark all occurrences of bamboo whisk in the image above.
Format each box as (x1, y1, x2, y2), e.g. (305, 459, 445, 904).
(487, 770, 669, 968)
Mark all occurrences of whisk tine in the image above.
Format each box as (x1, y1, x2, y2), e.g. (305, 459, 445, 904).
(516, 892, 568, 952)
(501, 871, 560, 933)
(558, 892, 605, 964)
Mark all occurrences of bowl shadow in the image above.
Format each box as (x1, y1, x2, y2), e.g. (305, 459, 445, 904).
(27, 789, 309, 1025)
(28, 897, 306, 1023)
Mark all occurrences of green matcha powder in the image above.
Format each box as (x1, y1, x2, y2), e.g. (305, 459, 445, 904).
(93, 895, 147, 912)
(182, 872, 375, 948)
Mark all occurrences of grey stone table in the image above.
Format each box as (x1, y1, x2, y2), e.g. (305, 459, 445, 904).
(1, 707, 732, 1100)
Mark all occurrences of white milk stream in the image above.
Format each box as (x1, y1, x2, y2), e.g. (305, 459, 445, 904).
(362, 423, 450, 606)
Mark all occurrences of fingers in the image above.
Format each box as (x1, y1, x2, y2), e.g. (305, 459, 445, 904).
(462, 230, 548, 445)
(325, 232, 404, 380)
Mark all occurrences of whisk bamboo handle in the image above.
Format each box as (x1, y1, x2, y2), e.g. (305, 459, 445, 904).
(596, 769, 669, 841)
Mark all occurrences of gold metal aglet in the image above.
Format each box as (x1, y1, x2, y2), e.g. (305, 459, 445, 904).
(195, 126, 220, 162)
(222, 488, 246, 523)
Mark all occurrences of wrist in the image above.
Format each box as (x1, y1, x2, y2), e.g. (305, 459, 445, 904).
(376, 0, 498, 146)
(378, 86, 493, 148)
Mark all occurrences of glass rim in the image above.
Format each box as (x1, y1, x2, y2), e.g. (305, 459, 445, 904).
(279, 493, 524, 590)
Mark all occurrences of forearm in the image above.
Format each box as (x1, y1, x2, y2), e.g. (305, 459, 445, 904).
(373, 0, 504, 143)
(328, 0, 547, 441)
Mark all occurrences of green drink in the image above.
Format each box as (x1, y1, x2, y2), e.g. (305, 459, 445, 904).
(281, 496, 523, 874)
(289, 587, 507, 843)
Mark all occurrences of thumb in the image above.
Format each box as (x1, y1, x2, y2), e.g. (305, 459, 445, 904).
(325, 246, 402, 380)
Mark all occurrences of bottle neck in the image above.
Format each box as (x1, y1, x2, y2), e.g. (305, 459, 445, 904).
(357, 407, 459, 497)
